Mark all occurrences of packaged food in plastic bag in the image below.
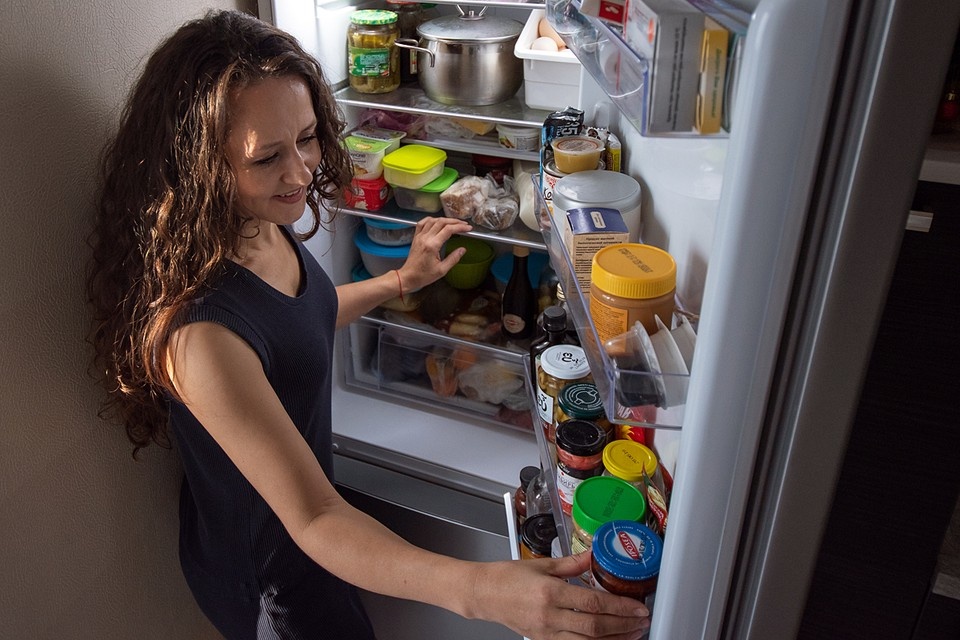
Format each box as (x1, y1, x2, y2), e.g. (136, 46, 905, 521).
(457, 360, 524, 405)
(440, 176, 490, 221)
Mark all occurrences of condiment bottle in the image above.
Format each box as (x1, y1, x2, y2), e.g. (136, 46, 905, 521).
(536, 345, 591, 447)
(555, 419, 607, 515)
(554, 284, 581, 346)
(570, 475, 646, 583)
(514, 465, 540, 525)
(347, 10, 401, 94)
(589, 243, 676, 341)
(529, 305, 577, 387)
(591, 520, 662, 605)
(386, 0, 423, 84)
(519, 513, 557, 560)
(554, 381, 611, 444)
(502, 246, 537, 341)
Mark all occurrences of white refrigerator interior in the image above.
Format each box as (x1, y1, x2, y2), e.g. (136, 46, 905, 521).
(264, 0, 960, 637)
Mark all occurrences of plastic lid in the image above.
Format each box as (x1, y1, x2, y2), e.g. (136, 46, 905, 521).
(591, 520, 662, 581)
(521, 513, 558, 556)
(418, 13, 522, 43)
(602, 441, 658, 483)
(557, 382, 603, 419)
(571, 476, 646, 535)
(418, 166, 459, 193)
(382, 144, 447, 175)
(539, 345, 589, 380)
(555, 419, 606, 457)
(553, 170, 641, 215)
(591, 244, 677, 300)
(351, 262, 373, 282)
(350, 9, 398, 25)
(344, 136, 392, 154)
(541, 305, 567, 332)
(363, 217, 408, 231)
(353, 225, 412, 258)
(519, 465, 540, 487)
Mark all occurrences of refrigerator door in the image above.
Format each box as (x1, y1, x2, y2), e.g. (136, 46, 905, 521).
(654, 1, 959, 639)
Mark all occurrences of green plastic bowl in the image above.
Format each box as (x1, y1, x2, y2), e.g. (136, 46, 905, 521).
(443, 236, 495, 290)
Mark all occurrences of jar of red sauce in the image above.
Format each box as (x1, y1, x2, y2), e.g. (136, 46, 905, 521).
(555, 419, 606, 515)
(471, 154, 512, 185)
(591, 520, 662, 604)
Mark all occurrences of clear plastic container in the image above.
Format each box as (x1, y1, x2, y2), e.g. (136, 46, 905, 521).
(362, 217, 415, 246)
(497, 123, 541, 151)
(550, 135, 604, 173)
(353, 225, 410, 276)
(392, 166, 458, 213)
(382, 144, 447, 189)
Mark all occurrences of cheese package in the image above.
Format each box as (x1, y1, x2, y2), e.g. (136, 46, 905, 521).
(623, 0, 704, 133)
(695, 17, 729, 134)
(563, 207, 629, 292)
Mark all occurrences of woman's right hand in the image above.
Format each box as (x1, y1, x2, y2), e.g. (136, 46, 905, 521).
(465, 552, 651, 639)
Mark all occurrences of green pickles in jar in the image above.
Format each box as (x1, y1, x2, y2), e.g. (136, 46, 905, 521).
(347, 10, 400, 94)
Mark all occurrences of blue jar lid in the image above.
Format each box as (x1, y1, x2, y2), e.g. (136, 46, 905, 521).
(592, 520, 662, 581)
(353, 225, 412, 258)
(351, 262, 373, 282)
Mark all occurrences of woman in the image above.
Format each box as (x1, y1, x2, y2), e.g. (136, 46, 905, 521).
(86, 10, 650, 640)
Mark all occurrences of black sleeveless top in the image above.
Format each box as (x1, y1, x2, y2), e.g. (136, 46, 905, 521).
(168, 229, 372, 637)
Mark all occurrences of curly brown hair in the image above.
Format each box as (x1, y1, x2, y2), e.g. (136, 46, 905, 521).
(86, 10, 351, 455)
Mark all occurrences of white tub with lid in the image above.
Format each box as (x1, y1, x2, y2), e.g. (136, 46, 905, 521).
(553, 170, 643, 242)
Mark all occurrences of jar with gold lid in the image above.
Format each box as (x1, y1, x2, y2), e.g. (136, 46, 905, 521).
(347, 10, 400, 94)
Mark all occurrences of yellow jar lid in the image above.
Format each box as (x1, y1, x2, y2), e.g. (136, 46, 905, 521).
(602, 440, 658, 482)
(591, 243, 676, 300)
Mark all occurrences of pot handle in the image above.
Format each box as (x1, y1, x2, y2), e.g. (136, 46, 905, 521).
(394, 39, 435, 68)
(456, 5, 487, 19)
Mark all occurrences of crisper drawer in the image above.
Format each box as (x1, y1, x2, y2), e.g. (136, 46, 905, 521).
(343, 313, 535, 432)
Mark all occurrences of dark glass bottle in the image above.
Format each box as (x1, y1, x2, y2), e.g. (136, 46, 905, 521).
(529, 305, 576, 384)
(387, 0, 423, 84)
(514, 465, 540, 525)
(555, 284, 581, 346)
(501, 246, 536, 341)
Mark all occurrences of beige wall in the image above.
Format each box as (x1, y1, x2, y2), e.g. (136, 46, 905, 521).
(0, 1, 253, 637)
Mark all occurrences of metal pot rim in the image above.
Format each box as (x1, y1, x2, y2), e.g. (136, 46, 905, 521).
(417, 14, 523, 44)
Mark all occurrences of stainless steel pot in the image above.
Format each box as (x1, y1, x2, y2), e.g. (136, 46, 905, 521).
(395, 8, 524, 107)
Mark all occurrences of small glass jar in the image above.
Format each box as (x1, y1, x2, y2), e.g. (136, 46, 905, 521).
(347, 10, 400, 94)
(520, 513, 557, 560)
(589, 243, 676, 342)
(536, 345, 591, 442)
(554, 381, 611, 444)
(555, 419, 607, 515)
(602, 440, 669, 534)
(591, 520, 662, 604)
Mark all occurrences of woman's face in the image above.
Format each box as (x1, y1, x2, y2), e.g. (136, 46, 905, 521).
(226, 75, 321, 228)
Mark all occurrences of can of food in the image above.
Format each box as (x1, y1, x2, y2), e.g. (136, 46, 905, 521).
(541, 160, 567, 206)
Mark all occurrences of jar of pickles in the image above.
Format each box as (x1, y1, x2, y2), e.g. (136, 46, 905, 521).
(347, 10, 400, 94)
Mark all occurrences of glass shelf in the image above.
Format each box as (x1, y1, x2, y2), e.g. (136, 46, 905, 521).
(545, 0, 731, 138)
(335, 84, 555, 129)
(345, 200, 548, 251)
(533, 175, 690, 429)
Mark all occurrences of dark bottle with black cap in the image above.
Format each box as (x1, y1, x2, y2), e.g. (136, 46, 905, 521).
(529, 305, 577, 385)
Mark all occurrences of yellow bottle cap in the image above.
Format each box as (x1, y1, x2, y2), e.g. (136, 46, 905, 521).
(591, 243, 676, 300)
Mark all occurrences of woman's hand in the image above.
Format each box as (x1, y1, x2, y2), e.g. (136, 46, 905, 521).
(466, 552, 651, 639)
(396, 216, 473, 292)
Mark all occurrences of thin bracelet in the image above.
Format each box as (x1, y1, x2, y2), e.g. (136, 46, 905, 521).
(394, 269, 405, 303)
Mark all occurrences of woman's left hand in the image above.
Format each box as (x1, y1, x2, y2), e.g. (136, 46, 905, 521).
(396, 216, 473, 292)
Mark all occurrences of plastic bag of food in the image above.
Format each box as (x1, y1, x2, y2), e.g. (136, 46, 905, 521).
(457, 360, 524, 405)
(472, 175, 520, 231)
(440, 176, 489, 221)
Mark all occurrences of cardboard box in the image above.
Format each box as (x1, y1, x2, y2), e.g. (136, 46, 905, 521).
(580, 0, 628, 28)
(623, 0, 704, 133)
(687, 0, 750, 131)
(695, 17, 729, 134)
(514, 10, 583, 112)
(563, 207, 629, 292)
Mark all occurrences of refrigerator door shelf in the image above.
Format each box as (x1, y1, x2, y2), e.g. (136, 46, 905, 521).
(535, 176, 692, 430)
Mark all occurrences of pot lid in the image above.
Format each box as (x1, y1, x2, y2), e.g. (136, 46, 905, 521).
(418, 11, 523, 43)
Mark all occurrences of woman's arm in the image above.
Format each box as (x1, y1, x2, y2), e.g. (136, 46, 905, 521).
(335, 216, 472, 328)
(168, 321, 650, 639)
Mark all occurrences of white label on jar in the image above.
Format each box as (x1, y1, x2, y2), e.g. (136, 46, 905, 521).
(556, 466, 585, 513)
(536, 382, 553, 432)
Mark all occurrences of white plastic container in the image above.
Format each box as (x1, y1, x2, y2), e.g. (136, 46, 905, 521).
(344, 135, 393, 180)
(496, 123, 540, 151)
(553, 170, 643, 242)
(362, 217, 415, 246)
(514, 10, 583, 111)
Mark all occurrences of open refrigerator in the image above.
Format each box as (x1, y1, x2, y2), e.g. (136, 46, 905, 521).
(259, 0, 960, 637)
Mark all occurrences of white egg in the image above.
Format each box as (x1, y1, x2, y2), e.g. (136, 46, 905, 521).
(530, 36, 560, 52)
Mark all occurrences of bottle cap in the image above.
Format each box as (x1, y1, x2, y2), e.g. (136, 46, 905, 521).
(601, 440, 658, 482)
(592, 520, 662, 581)
(539, 345, 589, 380)
(571, 476, 646, 535)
